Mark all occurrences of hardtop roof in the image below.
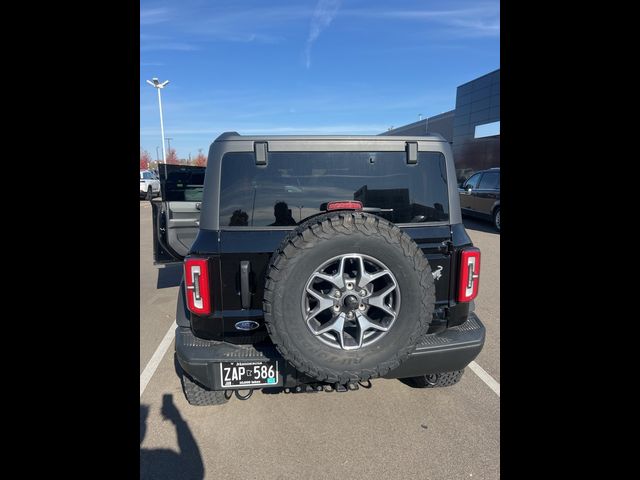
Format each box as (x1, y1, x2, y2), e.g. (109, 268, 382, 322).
(214, 131, 447, 143)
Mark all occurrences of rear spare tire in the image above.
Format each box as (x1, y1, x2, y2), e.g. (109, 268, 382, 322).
(263, 211, 435, 384)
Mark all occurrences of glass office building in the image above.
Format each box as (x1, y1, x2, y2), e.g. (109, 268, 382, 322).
(383, 69, 500, 185)
(452, 69, 500, 184)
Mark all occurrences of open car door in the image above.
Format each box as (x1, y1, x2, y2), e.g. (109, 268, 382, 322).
(152, 163, 205, 265)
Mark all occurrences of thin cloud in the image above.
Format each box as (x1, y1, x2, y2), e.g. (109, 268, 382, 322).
(192, 5, 313, 41)
(140, 124, 388, 136)
(140, 7, 170, 25)
(305, 0, 341, 69)
(140, 6, 291, 51)
(140, 42, 198, 52)
(198, 32, 282, 44)
(446, 18, 499, 37)
(341, 4, 500, 38)
(359, 6, 497, 19)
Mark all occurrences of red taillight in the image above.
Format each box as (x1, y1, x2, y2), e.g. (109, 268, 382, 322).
(327, 200, 363, 211)
(184, 257, 211, 315)
(458, 247, 481, 302)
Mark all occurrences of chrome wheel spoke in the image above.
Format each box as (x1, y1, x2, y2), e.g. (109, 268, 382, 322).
(314, 312, 345, 336)
(355, 311, 388, 348)
(312, 256, 346, 289)
(355, 256, 388, 288)
(305, 288, 335, 321)
(367, 284, 397, 317)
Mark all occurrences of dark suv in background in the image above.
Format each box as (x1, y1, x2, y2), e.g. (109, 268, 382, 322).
(459, 167, 500, 231)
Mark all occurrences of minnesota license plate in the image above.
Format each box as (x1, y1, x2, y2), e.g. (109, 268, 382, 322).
(219, 361, 280, 388)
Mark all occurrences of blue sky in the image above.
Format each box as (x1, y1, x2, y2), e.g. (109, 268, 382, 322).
(140, 0, 499, 160)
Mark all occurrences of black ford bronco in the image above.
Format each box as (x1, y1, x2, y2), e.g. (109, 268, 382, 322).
(152, 132, 485, 406)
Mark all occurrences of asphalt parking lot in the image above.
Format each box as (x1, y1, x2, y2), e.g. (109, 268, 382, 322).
(140, 201, 500, 480)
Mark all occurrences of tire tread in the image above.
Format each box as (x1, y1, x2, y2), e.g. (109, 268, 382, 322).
(181, 373, 228, 406)
(263, 212, 435, 384)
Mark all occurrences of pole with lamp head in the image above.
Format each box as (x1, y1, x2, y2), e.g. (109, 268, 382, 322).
(146, 78, 170, 163)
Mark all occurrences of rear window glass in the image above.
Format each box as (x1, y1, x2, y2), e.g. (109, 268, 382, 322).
(160, 164, 206, 202)
(219, 151, 449, 227)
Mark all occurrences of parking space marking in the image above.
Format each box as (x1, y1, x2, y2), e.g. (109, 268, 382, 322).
(469, 361, 500, 397)
(140, 320, 176, 398)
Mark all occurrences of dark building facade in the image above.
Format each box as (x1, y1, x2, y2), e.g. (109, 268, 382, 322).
(452, 69, 500, 184)
(382, 69, 500, 185)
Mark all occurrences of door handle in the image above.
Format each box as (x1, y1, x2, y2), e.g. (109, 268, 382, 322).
(240, 261, 251, 309)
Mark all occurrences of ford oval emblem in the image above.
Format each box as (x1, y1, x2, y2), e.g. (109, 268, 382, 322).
(235, 320, 260, 331)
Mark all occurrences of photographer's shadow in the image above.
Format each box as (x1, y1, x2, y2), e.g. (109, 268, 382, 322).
(140, 394, 204, 480)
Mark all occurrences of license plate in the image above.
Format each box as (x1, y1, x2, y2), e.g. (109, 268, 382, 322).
(219, 361, 280, 388)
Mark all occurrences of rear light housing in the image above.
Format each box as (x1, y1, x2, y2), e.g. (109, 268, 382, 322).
(458, 247, 481, 302)
(327, 200, 363, 211)
(184, 257, 211, 315)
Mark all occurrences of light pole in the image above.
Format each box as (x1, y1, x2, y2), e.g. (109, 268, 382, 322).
(156, 146, 160, 162)
(166, 137, 173, 155)
(146, 77, 170, 163)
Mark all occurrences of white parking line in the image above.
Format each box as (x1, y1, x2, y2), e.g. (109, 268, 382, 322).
(140, 320, 177, 398)
(469, 361, 500, 397)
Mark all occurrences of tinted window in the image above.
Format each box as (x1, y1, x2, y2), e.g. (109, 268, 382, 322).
(142, 171, 153, 180)
(478, 171, 499, 190)
(465, 173, 482, 189)
(160, 164, 206, 202)
(219, 151, 449, 227)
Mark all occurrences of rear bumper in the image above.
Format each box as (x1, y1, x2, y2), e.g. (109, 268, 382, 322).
(175, 313, 485, 391)
(382, 313, 485, 379)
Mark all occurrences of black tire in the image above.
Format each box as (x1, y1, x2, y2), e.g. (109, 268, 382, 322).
(180, 372, 229, 406)
(146, 186, 153, 201)
(263, 211, 435, 384)
(405, 369, 465, 388)
(493, 207, 500, 232)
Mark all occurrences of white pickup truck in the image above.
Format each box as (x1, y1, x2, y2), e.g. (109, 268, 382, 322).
(140, 169, 160, 199)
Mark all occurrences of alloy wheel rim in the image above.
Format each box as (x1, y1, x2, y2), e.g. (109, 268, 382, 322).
(301, 253, 401, 351)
